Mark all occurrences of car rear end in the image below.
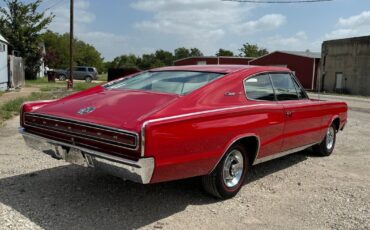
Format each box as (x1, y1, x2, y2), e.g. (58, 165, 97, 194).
(20, 112, 155, 184)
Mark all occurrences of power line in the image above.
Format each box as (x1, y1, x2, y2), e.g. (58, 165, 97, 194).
(43, 0, 67, 10)
(48, 0, 68, 10)
(223, 0, 333, 3)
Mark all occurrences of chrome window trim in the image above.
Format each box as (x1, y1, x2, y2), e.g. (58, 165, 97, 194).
(269, 72, 301, 101)
(243, 71, 301, 102)
(289, 73, 309, 99)
(26, 113, 139, 149)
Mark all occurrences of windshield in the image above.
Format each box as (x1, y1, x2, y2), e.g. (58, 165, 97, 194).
(105, 71, 224, 95)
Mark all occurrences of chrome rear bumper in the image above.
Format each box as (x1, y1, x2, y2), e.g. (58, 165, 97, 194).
(19, 128, 154, 184)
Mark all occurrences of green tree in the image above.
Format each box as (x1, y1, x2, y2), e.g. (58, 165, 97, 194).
(189, 48, 203, 57)
(0, 0, 54, 79)
(154, 49, 174, 66)
(239, 43, 268, 57)
(174, 47, 190, 60)
(138, 54, 164, 70)
(42, 31, 69, 68)
(42, 31, 104, 72)
(174, 47, 203, 60)
(216, 48, 234, 57)
(109, 54, 140, 68)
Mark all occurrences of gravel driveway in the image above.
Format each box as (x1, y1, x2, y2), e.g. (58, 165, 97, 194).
(0, 110, 369, 230)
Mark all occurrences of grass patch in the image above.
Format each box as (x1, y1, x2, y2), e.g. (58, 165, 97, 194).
(0, 91, 72, 125)
(1, 78, 103, 124)
(98, 73, 108, 82)
(0, 92, 66, 124)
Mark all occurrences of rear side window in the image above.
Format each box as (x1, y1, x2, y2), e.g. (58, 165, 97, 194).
(77, 67, 86, 71)
(270, 73, 299, 100)
(244, 74, 275, 101)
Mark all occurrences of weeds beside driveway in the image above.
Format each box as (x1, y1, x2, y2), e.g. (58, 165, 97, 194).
(0, 78, 103, 125)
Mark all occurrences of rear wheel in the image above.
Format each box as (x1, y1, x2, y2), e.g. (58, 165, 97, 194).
(85, 76, 92, 83)
(313, 123, 336, 156)
(201, 144, 248, 199)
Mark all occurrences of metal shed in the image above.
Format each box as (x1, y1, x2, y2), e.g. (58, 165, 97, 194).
(249, 51, 321, 90)
(0, 34, 8, 91)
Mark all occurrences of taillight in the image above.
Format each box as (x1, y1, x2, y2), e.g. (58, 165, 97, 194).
(20, 100, 56, 127)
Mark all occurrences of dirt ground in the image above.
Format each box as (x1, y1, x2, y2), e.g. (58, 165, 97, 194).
(0, 88, 40, 106)
(0, 110, 369, 229)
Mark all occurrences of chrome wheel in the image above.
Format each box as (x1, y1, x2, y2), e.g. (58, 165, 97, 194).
(326, 126, 335, 150)
(222, 149, 244, 188)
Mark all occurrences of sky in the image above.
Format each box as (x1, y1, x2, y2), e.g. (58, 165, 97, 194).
(15, 0, 370, 60)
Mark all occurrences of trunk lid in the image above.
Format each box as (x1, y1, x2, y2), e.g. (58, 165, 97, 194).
(34, 89, 179, 131)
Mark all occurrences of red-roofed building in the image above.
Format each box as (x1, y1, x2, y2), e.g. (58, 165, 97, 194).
(174, 56, 253, 66)
(249, 51, 321, 90)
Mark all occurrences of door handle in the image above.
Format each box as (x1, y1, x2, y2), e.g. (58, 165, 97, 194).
(285, 111, 293, 117)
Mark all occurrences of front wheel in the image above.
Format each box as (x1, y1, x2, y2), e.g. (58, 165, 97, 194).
(201, 144, 248, 199)
(85, 76, 92, 83)
(59, 75, 66, 81)
(313, 123, 336, 156)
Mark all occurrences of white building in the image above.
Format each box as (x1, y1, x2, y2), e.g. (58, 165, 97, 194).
(0, 34, 9, 91)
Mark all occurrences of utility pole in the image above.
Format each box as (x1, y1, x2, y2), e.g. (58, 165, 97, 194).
(69, 0, 74, 88)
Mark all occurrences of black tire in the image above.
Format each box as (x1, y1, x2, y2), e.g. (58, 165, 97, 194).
(201, 144, 249, 199)
(313, 123, 336, 156)
(59, 75, 66, 81)
(85, 76, 92, 83)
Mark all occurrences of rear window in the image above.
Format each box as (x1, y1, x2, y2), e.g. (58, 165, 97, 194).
(105, 71, 224, 95)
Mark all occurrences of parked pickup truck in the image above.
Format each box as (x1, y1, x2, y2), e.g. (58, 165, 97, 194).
(54, 66, 98, 82)
(20, 65, 347, 199)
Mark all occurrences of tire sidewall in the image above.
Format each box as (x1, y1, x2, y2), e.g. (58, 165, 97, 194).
(215, 144, 249, 198)
(59, 75, 66, 81)
(324, 124, 336, 155)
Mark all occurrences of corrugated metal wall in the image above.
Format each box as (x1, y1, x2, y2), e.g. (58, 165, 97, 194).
(0, 41, 8, 91)
(249, 52, 318, 90)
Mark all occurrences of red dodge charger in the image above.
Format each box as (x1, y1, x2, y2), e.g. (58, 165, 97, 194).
(20, 65, 347, 199)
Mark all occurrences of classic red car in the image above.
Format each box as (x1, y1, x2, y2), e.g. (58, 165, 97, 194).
(20, 65, 347, 199)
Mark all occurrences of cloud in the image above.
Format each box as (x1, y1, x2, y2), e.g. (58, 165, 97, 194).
(230, 14, 286, 35)
(260, 31, 320, 51)
(132, 0, 251, 41)
(46, 0, 127, 60)
(77, 32, 128, 60)
(325, 11, 370, 39)
(47, 0, 95, 33)
(132, 0, 285, 54)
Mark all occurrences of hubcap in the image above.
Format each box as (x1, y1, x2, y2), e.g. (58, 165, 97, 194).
(222, 150, 244, 188)
(326, 126, 335, 150)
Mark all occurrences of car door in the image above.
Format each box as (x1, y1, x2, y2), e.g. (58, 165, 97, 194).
(270, 73, 324, 152)
(244, 74, 285, 158)
(77, 67, 86, 80)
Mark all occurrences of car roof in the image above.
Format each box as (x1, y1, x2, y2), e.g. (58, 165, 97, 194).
(151, 65, 290, 74)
